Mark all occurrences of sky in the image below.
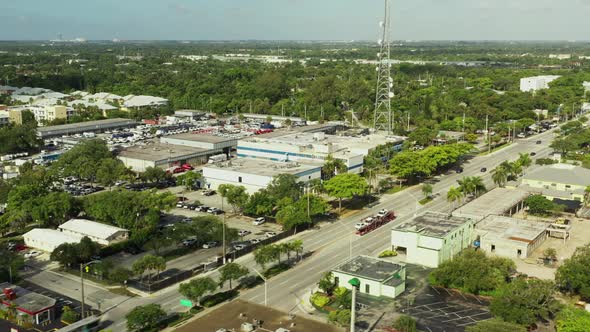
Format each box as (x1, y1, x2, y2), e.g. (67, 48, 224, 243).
(1, 0, 589, 41)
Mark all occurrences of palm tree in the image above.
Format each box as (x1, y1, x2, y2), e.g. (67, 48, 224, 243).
(290, 240, 303, 261)
(492, 166, 508, 188)
(517, 153, 532, 175)
(447, 186, 463, 211)
(422, 184, 433, 199)
(470, 176, 487, 197)
(457, 177, 475, 197)
(322, 154, 347, 180)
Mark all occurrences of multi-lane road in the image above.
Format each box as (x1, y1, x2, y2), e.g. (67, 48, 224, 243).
(88, 128, 560, 330)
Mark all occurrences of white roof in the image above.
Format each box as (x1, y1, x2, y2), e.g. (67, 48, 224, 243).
(69, 99, 118, 111)
(123, 95, 168, 108)
(0, 111, 9, 118)
(58, 219, 128, 240)
(24, 229, 82, 247)
(83, 92, 122, 101)
(13, 87, 51, 95)
(38, 92, 69, 99)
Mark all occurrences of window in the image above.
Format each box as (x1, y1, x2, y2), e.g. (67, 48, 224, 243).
(238, 176, 242, 183)
(517, 249, 522, 256)
(491, 245, 496, 252)
(334, 276, 339, 286)
(365, 284, 370, 294)
(565, 185, 571, 189)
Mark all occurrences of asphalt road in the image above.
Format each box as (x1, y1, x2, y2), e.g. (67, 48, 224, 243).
(81, 128, 561, 330)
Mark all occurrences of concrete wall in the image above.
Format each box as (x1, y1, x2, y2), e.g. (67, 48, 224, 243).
(332, 272, 384, 297)
(117, 156, 157, 172)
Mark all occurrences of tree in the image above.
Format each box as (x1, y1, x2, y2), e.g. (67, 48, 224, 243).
(243, 189, 275, 216)
(465, 133, 479, 143)
(0, 248, 24, 282)
(61, 306, 79, 324)
(551, 138, 576, 155)
(253, 244, 279, 269)
(132, 254, 166, 282)
(178, 277, 218, 306)
(219, 263, 249, 289)
(392, 315, 417, 332)
(491, 278, 560, 326)
(556, 245, 590, 300)
(96, 158, 129, 187)
(176, 171, 203, 191)
(324, 173, 368, 212)
(318, 271, 337, 295)
(517, 152, 532, 170)
(78, 236, 101, 262)
(446, 186, 463, 210)
(30, 191, 79, 227)
(266, 174, 302, 202)
(465, 318, 526, 332)
(51, 243, 81, 268)
(54, 139, 113, 181)
(275, 204, 310, 231)
(322, 154, 348, 180)
(555, 306, 590, 332)
(126, 304, 166, 332)
(408, 127, 438, 146)
(142, 166, 169, 183)
(429, 249, 515, 295)
(491, 165, 509, 188)
(421, 183, 433, 199)
(525, 195, 557, 216)
(218, 184, 249, 213)
(457, 176, 486, 197)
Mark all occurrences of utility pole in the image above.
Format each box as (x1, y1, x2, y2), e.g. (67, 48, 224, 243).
(485, 114, 489, 143)
(306, 185, 310, 219)
(253, 268, 267, 306)
(304, 104, 307, 122)
(80, 264, 85, 319)
(222, 197, 226, 264)
(407, 111, 410, 131)
(348, 278, 360, 332)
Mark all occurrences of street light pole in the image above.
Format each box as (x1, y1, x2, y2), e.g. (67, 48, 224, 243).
(80, 260, 100, 319)
(222, 196, 226, 264)
(253, 268, 267, 306)
(348, 278, 360, 332)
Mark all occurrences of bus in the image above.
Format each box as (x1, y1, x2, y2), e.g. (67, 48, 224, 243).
(56, 315, 101, 332)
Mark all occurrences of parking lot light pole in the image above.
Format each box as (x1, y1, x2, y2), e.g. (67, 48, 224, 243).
(348, 278, 360, 332)
(253, 268, 267, 306)
(80, 260, 100, 319)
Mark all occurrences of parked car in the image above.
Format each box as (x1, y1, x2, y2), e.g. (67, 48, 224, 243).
(250, 238, 262, 245)
(202, 189, 216, 196)
(195, 205, 209, 212)
(176, 202, 185, 208)
(182, 237, 197, 246)
(530, 152, 537, 156)
(377, 209, 388, 217)
(181, 217, 192, 223)
(238, 230, 251, 237)
(355, 222, 367, 230)
(456, 167, 464, 173)
(264, 232, 277, 238)
(536, 140, 542, 144)
(253, 217, 266, 226)
(202, 241, 218, 249)
(480, 167, 487, 172)
(233, 244, 247, 251)
(24, 250, 40, 258)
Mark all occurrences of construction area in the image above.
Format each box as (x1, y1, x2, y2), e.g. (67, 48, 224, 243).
(174, 300, 344, 332)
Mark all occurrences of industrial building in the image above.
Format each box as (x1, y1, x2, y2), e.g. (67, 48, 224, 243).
(117, 141, 217, 172)
(23, 229, 82, 252)
(0, 283, 56, 325)
(238, 131, 402, 173)
(331, 255, 406, 298)
(203, 159, 321, 194)
(36, 118, 137, 139)
(160, 133, 237, 153)
(452, 188, 530, 221)
(521, 164, 590, 203)
(391, 212, 475, 268)
(474, 215, 548, 259)
(520, 75, 561, 92)
(58, 219, 129, 246)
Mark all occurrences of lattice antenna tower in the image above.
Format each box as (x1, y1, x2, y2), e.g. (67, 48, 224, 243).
(373, 0, 394, 133)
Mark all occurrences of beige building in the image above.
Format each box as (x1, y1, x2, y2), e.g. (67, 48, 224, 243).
(521, 164, 590, 202)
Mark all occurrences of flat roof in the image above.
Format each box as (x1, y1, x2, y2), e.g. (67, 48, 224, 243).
(58, 219, 127, 240)
(205, 158, 321, 177)
(118, 142, 209, 162)
(452, 188, 530, 220)
(393, 212, 472, 238)
(476, 215, 548, 244)
(162, 132, 236, 144)
(174, 299, 343, 332)
(24, 229, 82, 249)
(0, 283, 56, 315)
(333, 255, 404, 282)
(37, 118, 136, 135)
(523, 164, 590, 187)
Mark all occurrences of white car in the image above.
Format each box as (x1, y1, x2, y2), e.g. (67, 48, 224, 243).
(253, 217, 265, 226)
(250, 238, 262, 244)
(355, 222, 367, 230)
(24, 251, 40, 258)
(377, 209, 388, 217)
(265, 232, 277, 238)
(364, 217, 375, 224)
(238, 230, 251, 237)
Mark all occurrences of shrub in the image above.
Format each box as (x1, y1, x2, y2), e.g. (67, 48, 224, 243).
(61, 306, 79, 324)
(378, 250, 398, 258)
(201, 290, 239, 308)
(392, 315, 417, 332)
(333, 286, 348, 297)
(310, 292, 331, 308)
(328, 309, 351, 326)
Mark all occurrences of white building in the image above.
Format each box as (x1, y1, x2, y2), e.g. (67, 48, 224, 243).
(160, 133, 237, 152)
(391, 212, 475, 268)
(475, 215, 548, 259)
(331, 255, 406, 298)
(549, 54, 571, 60)
(520, 75, 561, 92)
(238, 131, 401, 174)
(122, 95, 168, 109)
(203, 159, 321, 194)
(583, 82, 590, 92)
(23, 229, 82, 252)
(0, 111, 9, 127)
(521, 164, 590, 203)
(58, 219, 129, 246)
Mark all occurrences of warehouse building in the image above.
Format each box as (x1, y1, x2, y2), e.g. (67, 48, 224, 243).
(23, 229, 82, 252)
(521, 164, 590, 203)
(160, 133, 237, 155)
(203, 159, 321, 194)
(117, 141, 219, 172)
(391, 212, 475, 268)
(452, 188, 530, 221)
(332, 255, 406, 298)
(36, 118, 137, 139)
(58, 219, 128, 246)
(238, 131, 401, 173)
(475, 215, 548, 259)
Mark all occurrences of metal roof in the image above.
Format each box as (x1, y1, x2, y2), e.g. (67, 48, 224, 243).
(523, 164, 590, 186)
(58, 219, 128, 240)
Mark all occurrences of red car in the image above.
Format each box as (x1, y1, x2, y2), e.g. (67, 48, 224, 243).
(181, 164, 194, 171)
(172, 167, 186, 174)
